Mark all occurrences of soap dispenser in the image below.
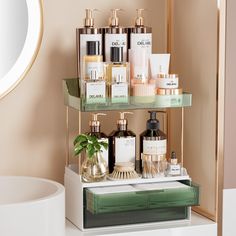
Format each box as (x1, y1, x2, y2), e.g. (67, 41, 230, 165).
(109, 112, 136, 173)
(77, 9, 102, 76)
(140, 111, 167, 173)
(104, 9, 128, 62)
(129, 9, 152, 56)
(87, 113, 109, 167)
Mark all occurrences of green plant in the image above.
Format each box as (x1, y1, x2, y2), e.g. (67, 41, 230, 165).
(73, 134, 108, 159)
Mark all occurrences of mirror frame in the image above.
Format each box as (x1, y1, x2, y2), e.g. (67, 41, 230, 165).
(0, 0, 43, 99)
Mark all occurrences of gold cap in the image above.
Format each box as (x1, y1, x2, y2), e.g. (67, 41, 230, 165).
(89, 113, 106, 127)
(117, 112, 133, 126)
(135, 9, 146, 27)
(84, 9, 97, 27)
(109, 9, 122, 27)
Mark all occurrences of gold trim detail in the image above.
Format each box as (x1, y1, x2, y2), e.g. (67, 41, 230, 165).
(0, 0, 44, 100)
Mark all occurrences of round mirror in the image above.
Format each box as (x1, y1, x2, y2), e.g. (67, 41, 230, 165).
(0, 0, 43, 99)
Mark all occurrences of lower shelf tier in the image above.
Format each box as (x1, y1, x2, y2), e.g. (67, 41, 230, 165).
(63, 78, 192, 111)
(65, 165, 199, 231)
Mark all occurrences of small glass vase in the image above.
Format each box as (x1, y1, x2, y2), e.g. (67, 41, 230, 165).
(81, 152, 108, 183)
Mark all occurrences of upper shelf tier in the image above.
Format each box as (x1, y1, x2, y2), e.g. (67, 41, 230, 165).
(63, 78, 192, 112)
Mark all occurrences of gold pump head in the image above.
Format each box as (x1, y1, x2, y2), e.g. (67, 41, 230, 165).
(135, 8, 146, 27)
(117, 112, 133, 126)
(84, 9, 98, 27)
(89, 113, 106, 127)
(109, 9, 122, 27)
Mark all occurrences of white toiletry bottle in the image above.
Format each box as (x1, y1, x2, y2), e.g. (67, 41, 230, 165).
(77, 9, 102, 77)
(104, 9, 128, 62)
(129, 9, 152, 56)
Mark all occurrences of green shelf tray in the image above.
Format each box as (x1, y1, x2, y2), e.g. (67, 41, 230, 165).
(63, 78, 192, 111)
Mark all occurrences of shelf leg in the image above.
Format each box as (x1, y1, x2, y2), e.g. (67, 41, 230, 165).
(78, 110, 82, 174)
(66, 106, 69, 166)
(181, 107, 184, 166)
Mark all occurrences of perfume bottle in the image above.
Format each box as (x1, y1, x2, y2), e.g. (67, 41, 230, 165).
(109, 112, 136, 173)
(104, 9, 128, 62)
(166, 151, 181, 176)
(77, 9, 102, 77)
(87, 113, 109, 168)
(83, 41, 106, 104)
(140, 111, 167, 175)
(106, 47, 130, 104)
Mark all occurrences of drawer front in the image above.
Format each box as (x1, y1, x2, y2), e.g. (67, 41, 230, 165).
(85, 182, 199, 215)
(84, 206, 188, 229)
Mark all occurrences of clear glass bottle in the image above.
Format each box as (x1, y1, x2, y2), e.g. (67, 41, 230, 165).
(86, 113, 109, 169)
(106, 47, 130, 104)
(109, 112, 136, 173)
(166, 151, 181, 176)
(82, 41, 107, 104)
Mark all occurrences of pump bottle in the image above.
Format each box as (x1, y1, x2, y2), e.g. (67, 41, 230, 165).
(77, 9, 102, 77)
(104, 9, 128, 62)
(87, 113, 109, 167)
(109, 112, 136, 173)
(129, 9, 152, 56)
(140, 111, 167, 172)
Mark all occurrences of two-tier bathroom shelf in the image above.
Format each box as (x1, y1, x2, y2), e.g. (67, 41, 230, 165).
(63, 78, 198, 232)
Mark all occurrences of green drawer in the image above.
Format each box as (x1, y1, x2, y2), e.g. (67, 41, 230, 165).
(86, 190, 148, 214)
(85, 181, 199, 215)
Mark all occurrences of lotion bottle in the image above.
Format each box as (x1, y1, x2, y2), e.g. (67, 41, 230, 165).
(104, 9, 128, 62)
(129, 9, 152, 56)
(77, 9, 102, 77)
(140, 111, 167, 172)
(87, 113, 109, 168)
(109, 112, 136, 173)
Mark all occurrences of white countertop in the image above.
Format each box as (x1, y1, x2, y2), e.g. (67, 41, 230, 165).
(66, 212, 217, 236)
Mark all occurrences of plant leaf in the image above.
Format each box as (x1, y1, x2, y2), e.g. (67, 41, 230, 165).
(74, 144, 84, 156)
(73, 134, 87, 145)
(87, 146, 95, 158)
(99, 141, 108, 150)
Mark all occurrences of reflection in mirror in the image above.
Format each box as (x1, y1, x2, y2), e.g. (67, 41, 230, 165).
(0, 0, 28, 78)
(0, 0, 42, 99)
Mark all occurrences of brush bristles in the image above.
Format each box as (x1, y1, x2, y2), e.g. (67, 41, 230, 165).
(110, 170, 139, 180)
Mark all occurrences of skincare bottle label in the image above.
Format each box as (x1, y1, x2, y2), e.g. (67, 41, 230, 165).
(111, 67, 128, 103)
(111, 83, 128, 103)
(86, 62, 104, 80)
(133, 66, 148, 82)
(157, 77, 179, 89)
(169, 164, 181, 176)
(80, 34, 102, 72)
(86, 81, 106, 104)
(143, 139, 167, 155)
(115, 137, 136, 164)
(105, 34, 127, 61)
(130, 33, 152, 55)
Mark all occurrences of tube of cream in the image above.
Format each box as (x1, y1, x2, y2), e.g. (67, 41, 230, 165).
(150, 54, 170, 80)
(129, 48, 149, 85)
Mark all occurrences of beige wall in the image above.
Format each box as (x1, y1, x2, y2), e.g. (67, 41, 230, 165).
(0, 0, 167, 183)
(224, 0, 236, 189)
(170, 0, 218, 216)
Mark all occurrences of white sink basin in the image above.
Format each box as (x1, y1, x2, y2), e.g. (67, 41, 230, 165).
(0, 176, 65, 236)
